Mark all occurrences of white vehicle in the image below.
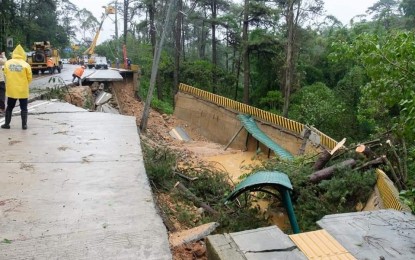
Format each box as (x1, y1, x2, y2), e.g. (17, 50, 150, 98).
(94, 56, 108, 70)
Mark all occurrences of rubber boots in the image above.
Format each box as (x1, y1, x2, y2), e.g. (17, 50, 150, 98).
(1, 110, 12, 129)
(21, 111, 28, 130)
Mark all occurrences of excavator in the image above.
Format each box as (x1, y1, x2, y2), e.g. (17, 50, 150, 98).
(83, 5, 115, 69)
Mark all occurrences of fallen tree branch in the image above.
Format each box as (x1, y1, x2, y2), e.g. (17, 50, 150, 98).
(386, 139, 404, 183)
(174, 171, 199, 181)
(401, 138, 408, 185)
(353, 156, 386, 171)
(174, 182, 219, 215)
(382, 157, 403, 191)
(309, 159, 357, 183)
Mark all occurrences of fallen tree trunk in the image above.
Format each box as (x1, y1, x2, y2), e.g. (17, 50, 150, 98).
(313, 150, 332, 171)
(313, 138, 346, 170)
(356, 144, 376, 159)
(174, 182, 219, 215)
(309, 159, 357, 183)
(353, 156, 386, 171)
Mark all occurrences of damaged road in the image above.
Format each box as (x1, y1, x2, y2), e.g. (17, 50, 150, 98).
(0, 98, 171, 258)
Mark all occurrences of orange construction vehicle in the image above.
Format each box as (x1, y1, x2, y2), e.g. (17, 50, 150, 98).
(27, 41, 62, 74)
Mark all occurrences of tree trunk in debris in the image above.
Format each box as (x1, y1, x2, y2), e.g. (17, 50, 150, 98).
(309, 159, 357, 183)
(313, 149, 332, 171)
(313, 138, 346, 170)
(174, 182, 219, 215)
(156, 202, 177, 232)
(353, 156, 386, 171)
(356, 144, 376, 159)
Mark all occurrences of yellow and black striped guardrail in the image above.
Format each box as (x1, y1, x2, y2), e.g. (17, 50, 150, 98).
(376, 169, 410, 211)
(179, 83, 337, 149)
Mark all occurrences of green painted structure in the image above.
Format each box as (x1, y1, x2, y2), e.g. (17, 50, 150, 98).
(225, 171, 300, 234)
(237, 114, 294, 160)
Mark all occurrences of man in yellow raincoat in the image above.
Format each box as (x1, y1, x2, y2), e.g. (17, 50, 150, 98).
(1, 44, 32, 130)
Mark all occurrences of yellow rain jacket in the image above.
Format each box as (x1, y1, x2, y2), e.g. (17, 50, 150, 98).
(4, 44, 32, 99)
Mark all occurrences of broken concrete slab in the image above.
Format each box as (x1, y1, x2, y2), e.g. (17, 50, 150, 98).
(85, 69, 123, 82)
(97, 103, 120, 114)
(207, 226, 306, 260)
(169, 126, 191, 142)
(95, 91, 113, 105)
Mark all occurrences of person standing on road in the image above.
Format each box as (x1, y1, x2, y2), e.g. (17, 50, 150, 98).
(1, 44, 32, 130)
(127, 58, 131, 70)
(0, 51, 7, 114)
(72, 65, 85, 86)
(47, 57, 54, 74)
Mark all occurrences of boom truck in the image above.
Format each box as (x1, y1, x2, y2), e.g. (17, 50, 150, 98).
(27, 41, 62, 74)
(84, 5, 115, 69)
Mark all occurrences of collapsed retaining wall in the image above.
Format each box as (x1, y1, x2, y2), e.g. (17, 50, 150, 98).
(174, 84, 409, 212)
(174, 92, 322, 156)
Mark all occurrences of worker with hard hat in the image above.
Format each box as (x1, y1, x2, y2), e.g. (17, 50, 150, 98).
(72, 65, 86, 86)
(47, 57, 54, 74)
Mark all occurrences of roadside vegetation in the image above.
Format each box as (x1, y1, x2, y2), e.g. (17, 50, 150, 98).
(141, 143, 270, 233)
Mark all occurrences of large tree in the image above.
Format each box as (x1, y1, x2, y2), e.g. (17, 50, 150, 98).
(277, 0, 323, 117)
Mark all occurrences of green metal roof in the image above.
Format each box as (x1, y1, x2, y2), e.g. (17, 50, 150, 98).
(237, 114, 294, 160)
(226, 171, 293, 202)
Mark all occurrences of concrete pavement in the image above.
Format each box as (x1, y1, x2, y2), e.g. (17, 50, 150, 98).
(0, 100, 172, 259)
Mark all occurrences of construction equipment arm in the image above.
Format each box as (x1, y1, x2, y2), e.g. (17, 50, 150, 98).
(83, 13, 107, 56)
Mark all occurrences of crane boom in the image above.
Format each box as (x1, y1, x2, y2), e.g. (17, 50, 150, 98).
(83, 13, 107, 56)
(81, 5, 115, 69)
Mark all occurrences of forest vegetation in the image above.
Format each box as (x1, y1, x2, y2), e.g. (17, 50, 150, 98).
(1, 0, 414, 230)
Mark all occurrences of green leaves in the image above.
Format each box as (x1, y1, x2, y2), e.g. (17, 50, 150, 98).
(289, 82, 346, 139)
(399, 188, 415, 213)
(331, 31, 415, 140)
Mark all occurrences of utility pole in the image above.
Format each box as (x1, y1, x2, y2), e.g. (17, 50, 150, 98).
(114, 0, 119, 58)
(140, 0, 176, 132)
